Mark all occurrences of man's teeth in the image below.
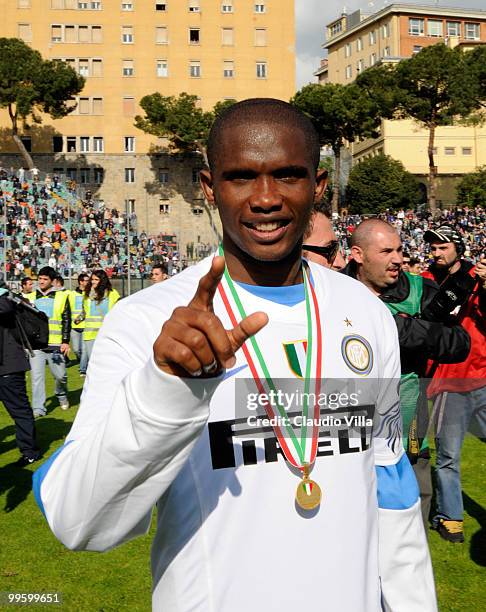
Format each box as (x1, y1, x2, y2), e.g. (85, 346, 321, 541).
(253, 222, 282, 231)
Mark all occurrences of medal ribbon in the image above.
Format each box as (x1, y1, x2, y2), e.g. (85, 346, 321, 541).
(216, 247, 322, 470)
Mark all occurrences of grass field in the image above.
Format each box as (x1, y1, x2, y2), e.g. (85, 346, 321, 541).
(1, 365, 485, 611)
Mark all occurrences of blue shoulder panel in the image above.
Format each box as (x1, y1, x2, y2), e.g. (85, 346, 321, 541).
(376, 453, 419, 510)
(33, 441, 74, 518)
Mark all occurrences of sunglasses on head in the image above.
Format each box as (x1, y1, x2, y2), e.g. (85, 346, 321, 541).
(302, 241, 339, 263)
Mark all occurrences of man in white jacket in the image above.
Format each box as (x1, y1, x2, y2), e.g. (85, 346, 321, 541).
(34, 99, 436, 612)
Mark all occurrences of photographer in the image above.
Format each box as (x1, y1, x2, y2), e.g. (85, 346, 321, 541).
(423, 226, 486, 543)
(0, 286, 40, 466)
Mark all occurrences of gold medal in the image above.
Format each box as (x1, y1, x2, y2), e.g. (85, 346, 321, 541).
(295, 464, 322, 511)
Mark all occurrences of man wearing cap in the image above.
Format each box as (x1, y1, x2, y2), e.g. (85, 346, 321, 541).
(423, 225, 486, 543)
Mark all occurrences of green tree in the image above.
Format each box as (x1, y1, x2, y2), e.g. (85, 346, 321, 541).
(0, 38, 85, 169)
(456, 166, 486, 207)
(346, 154, 423, 215)
(358, 44, 484, 213)
(135, 92, 235, 166)
(291, 83, 383, 214)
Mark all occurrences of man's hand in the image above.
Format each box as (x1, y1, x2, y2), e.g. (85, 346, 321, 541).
(476, 256, 486, 289)
(60, 343, 70, 356)
(154, 256, 268, 377)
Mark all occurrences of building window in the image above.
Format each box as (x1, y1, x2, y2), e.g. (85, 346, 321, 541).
(192, 204, 204, 216)
(221, 2, 233, 13)
(156, 59, 168, 77)
(121, 2, 133, 10)
(78, 1, 89, 8)
(122, 26, 133, 43)
(19, 137, 31, 152)
(369, 53, 376, 66)
(462, 147, 472, 155)
(123, 96, 135, 116)
(356, 37, 363, 52)
(123, 59, 134, 76)
(445, 21, 460, 37)
(158, 168, 169, 183)
(381, 23, 390, 38)
(92, 58, 103, 76)
(91, 1, 102, 8)
(369, 30, 376, 45)
(79, 168, 90, 184)
(431, 147, 438, 155)
(223, 60, 234, 78)
(66, 136, 77, 152)
(93, 168, 104, 184)
(124, 136, 135, 152)
(79, 97, 90, 114)
(444, 147, 455, 156)
(357, 59, 364, 73)
(125, 199, 136, 214)
(345, 64, 352, 79)
(93, 136, 104, 152)
(80, 136, 90, 152)
(188, 0, 200, 12)
(255, 28, 267, 46)
(464, 22, 480, 40)
(255, 3, 265, 13)
(67, 25, 78, 43)
(192, 168, 201, 183)
(160, 201, 170, 214)
(78, 59, 89, 77)
(256, 61, 267, 79)
(125, 168, 135, 183)
(156, 26, 168, 44)
(51, 0, 64, 7)
(53, 136, 63, 153)
(409, 18, 424, 36)
(155, 2, 166, 10)
(51, 25, 62, 42)
(413, 45, 422, 54)
(344, 43, 351, 58)
(222, 27, 234, 45)
(92, 26, 102, 42)
(428, 20, 443, 38)
(189, 60, 201, 77)
(383, 46, 390, 58)
(18, 23, 32, 42)
(330, 22, 343, 37)
(92, 97, 103, 114)
(18, 0, 31, 7)
(66, 168, 77, 181)
(189, 28, 200, 44)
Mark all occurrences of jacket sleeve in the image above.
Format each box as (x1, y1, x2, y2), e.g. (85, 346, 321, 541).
(33, 300, 220, 552)
(394, 314, 470, 364)
(61, 295, 71, 344)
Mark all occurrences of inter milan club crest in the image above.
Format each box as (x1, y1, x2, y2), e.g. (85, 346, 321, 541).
(283, 340, 308, 378)
(341, 335, 373, 375)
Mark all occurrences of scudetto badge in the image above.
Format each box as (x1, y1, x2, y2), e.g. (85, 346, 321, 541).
(341, 335, 373, 375)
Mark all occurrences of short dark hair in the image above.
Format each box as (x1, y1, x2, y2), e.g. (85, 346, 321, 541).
(38, 266, 57, 280)
(152, 263, 168, 274)
(54, 274, 64, 286)
(207, 98, 321, 172)
(77, 273, 89, 282)
(20, 277, 32, 288)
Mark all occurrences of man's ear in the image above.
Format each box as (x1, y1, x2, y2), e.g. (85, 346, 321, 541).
(350, 245, 364, 264)
(314, 168, 328, 203)
(200, 169, 215, 205)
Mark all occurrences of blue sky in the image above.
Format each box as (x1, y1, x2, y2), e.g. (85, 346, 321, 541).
(296, 0, 486, 87)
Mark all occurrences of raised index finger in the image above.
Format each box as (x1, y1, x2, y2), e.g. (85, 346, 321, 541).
(188, 255, 226, 311)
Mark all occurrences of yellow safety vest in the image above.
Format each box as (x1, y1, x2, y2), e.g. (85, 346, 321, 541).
(68, 290, 86, 330)
(83, 289, 120, 342)
(27, 290, 69, 346)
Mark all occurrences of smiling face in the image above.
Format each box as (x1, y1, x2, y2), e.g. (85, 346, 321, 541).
(200, 122, 327, 283)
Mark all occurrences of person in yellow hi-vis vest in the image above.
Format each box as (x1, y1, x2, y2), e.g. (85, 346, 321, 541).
(68, 273, 89, 377)
(83, 269, 120, 372)
(26, 266, 71, 417)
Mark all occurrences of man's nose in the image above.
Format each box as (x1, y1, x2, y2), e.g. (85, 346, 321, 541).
(250, 176, 282, 211)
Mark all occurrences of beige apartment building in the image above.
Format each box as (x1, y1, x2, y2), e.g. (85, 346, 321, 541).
(0, 0, 295, 249)
(323, 4, 486, 206)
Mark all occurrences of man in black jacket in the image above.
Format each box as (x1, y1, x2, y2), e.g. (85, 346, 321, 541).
(0, 290, 41, 465)
(343, 219, 470, 524)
